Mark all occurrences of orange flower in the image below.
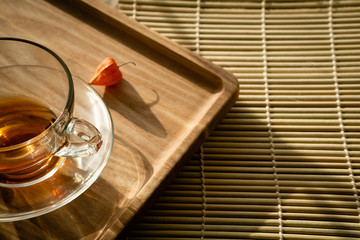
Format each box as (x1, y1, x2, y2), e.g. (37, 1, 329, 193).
(89, 57, 122, 86)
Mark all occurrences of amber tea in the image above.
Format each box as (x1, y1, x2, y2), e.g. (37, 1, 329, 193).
(0, 95, 61, 179)
(0, 96, 56, 147)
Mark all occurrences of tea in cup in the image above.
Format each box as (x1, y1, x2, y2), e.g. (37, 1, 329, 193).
(0, 38, 103, 187)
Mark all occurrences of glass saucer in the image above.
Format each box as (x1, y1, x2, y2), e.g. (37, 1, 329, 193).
(0, 76, 114, 222)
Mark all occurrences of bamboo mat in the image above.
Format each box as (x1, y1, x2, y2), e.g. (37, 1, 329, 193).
(113, 0, 360, 239)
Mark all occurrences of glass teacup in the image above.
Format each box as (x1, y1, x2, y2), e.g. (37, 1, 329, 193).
(0, 37, 103, 187)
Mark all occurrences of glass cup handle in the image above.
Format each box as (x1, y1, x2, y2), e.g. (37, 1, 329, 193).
(54, 118, 103, 158)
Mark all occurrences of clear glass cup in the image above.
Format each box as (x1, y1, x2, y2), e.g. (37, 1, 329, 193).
(0, 37, 103, 187)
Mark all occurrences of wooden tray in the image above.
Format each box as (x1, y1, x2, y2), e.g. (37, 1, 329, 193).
(0, 0, 238, 239)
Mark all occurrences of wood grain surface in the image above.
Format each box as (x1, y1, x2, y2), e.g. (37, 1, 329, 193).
(0, 0, 238, 239)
